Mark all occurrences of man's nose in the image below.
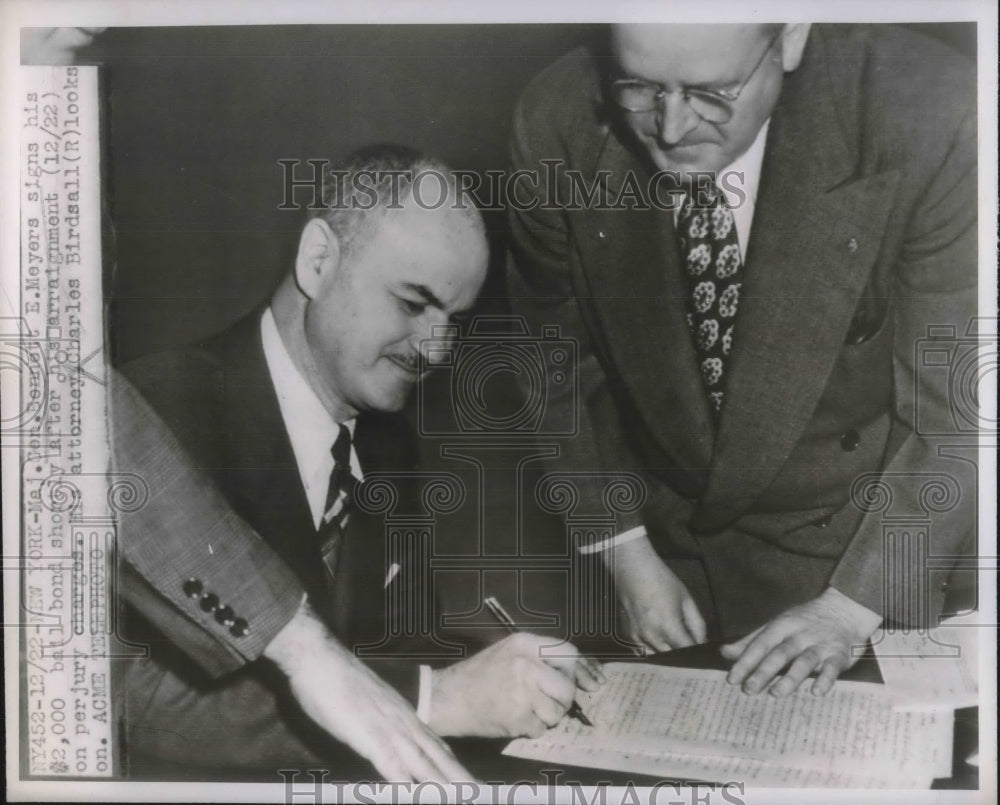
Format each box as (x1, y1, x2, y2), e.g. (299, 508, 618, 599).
(412, 313, 456, 367)
(655, 92, 701, 146)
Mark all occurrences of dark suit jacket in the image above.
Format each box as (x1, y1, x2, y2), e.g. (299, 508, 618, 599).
(116, 311, 425, 778)
(507, 24, 978, 637)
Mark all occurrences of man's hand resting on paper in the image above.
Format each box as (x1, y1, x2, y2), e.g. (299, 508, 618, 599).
(607, 536, 707, 653)
(264, 599, 471, 783)
(721, 586, 882, 697)
(427, 633, 605, 738)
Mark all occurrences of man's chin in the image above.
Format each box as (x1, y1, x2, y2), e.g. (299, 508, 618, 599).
(646, 145, 726, 182)
(368, 383, 417, 414)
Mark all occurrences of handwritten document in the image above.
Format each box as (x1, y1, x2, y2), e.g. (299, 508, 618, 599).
(873, 612, 980, 710)
(504, 664, 953, 788)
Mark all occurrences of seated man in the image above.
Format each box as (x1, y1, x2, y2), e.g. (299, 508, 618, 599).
(116, 145, 601, 779)
(110, 369, 468, 783)
(27, 27, 466, 782)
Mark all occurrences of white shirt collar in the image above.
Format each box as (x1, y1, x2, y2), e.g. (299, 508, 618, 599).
(675, 119, 769, 260)
(260, 307, 360, 529)
(719, 118, 768, 220)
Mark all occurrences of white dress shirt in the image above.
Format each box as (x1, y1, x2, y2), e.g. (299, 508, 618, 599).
(676, 118, 768, 261)
(580, 120, 769, 555)
(260, 308, 362, 529)
(260, 309, 432, 718)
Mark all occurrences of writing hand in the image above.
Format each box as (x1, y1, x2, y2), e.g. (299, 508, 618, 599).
(264, 599, 471, 783)
(428, 632, 604, 738)
(607, 536, 707, 653)
(720, 587, 882, 697)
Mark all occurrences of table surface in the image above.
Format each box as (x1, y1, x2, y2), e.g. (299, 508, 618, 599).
(127, 642, 979, 786)
(450, 642, 980, 790)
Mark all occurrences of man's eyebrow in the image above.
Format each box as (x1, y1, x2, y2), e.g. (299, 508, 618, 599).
(400, 282, 445, 310)
(685, 77, 740, 92)
(609, 67, 739, 93)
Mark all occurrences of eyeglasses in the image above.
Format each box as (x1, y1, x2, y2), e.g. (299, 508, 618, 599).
(608, 30, 783, 124)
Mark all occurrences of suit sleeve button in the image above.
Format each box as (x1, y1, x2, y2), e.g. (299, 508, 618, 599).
(840, 429, 861, 451)
(230, 618, 250, 637)
(200, 593, 220, 612)
(183, 578, 203, 598)
(215, 605, 235, 625)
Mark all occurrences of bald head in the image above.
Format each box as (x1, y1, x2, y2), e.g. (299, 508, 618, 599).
(310, 143, 483, 259)
(273, 145, 488, 422)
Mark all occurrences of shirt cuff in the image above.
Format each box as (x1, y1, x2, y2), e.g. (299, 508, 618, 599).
(417, 664, 432, 723)
(575, 525, 648, 554)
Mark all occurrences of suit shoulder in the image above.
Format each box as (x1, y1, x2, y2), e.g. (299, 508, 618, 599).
(873, 25, 971, 105)
(514, 46, 605, 155)
(121, 344, 220, 383)
(118, 346, 227, 464)
(820, 24, 974, 118)
(518, 46, 597, 114)
(816, 25, 975, 174)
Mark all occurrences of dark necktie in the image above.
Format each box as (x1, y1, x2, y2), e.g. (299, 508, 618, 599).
(676, 183, 744, 419)
(318, 424, 359, 582)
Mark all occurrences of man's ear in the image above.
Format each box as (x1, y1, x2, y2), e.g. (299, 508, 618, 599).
(294, 218, 341, 299)
(779, 24, 812, 72)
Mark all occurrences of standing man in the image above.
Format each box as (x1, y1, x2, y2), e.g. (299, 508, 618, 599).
(508, 24, 976, 696)
(119, 145, 600, 778)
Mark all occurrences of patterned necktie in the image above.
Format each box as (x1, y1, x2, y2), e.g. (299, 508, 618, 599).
(318, 424, 358, 582)
(676, 183, 744, 419)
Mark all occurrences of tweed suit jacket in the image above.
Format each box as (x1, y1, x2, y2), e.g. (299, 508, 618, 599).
(110, 368, 304, 675)
(507, 24, 978, 636)
(114, 311, 425, 777)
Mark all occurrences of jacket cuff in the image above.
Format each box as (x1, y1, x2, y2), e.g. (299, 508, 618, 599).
(575, 524, 648, 554)
(829, 520, 949, 628)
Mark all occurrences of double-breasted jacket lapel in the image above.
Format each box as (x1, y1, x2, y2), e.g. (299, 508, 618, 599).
(578, 126, 716, 487)
(694, 30, 901, 530)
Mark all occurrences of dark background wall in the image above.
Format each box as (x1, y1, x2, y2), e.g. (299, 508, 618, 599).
(86, 23, 975, 643)
(90, 23, 974, 363)
(91, 25, 600, 362)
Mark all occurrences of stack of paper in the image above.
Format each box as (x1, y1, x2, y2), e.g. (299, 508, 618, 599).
(873, 612, 980, 710)
(504, 664, 953, 788)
